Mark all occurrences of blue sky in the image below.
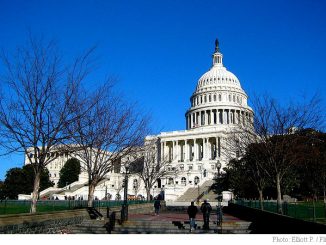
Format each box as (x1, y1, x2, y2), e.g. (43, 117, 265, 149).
(0, 0, 325, 180)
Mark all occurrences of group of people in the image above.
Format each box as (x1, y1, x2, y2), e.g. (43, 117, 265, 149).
(187, 200, 216, 231)
(153, 198, 223, 232)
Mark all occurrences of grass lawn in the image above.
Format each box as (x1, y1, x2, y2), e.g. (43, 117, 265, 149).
(237, 200, 326, 223)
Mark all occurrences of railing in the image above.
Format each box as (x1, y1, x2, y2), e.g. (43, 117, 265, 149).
(234, 199, 326, 223)
(0, 199, 154, 215)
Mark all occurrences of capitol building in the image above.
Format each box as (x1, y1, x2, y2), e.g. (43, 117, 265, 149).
(147, 39, 254, 201)
(22, 40, 254, 202)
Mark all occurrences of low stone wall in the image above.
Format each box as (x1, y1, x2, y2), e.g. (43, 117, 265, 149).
(106, 201, 166, 217)
(0, 209, 89, 234)
(0, 202, 162, 234)
(225, 203, 326, 234)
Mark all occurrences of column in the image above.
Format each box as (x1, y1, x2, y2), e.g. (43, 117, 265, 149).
(185, 140, 189, 161)
(194, 139, 198, 160)
(161, 142, 164, 161)
(231, 110, 234, 124)
(196, 112, 199, 126)
(205, 111, 209, 125)
(207, 138, 211, 160)
(189, 141, 193, 161)
(203, 138, 207, 160)
(216, 137, 221, 158)
(172, 141, 176, 162)
(211, 110, 214, 125)
(220, 110, 223, 124)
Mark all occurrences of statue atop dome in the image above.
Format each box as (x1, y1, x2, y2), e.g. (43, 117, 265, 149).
(214, 38, 220, 52)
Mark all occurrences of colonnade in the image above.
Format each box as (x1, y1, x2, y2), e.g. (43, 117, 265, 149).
(186, 108, 253, 129)
(161, 136, 223, 164)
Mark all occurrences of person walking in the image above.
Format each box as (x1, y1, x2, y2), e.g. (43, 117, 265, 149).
(200, 199, 212, 230)
(154, 198, 161, 216)
(187, 201, 198, 232)
(216, 203, 223, 225)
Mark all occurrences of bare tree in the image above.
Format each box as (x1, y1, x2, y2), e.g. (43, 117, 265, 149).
(224, 94, 323, 213)
(249, 94, 323, 213)
(0, 37, 94, 213)
(67, 84, 149, 207)
(135, 138, 176, 201)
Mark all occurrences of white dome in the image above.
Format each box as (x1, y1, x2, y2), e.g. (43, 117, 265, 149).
(196, 66, 241, 91)
(184, 39, 254, 130)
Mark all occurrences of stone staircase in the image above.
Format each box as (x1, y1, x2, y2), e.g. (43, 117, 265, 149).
(201, 189, 219, 202)
(68, 209, 252, 234)
(213, 221, 252, 234)
(110, 219, 216, 234)
(57, 181, 88, 195)
(69, 219, 108, 234)
(176, 180, 214, 202)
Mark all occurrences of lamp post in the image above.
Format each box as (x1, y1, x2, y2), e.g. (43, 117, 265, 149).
(216, 160, 221, 177)
(216, 160, 222, 202)
(121, 164, 129, 222)
(194, 176, 200, 202)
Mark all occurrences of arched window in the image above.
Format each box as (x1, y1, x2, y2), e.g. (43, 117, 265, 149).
(168, 178, 174, 185)
(209, 95, 211, 102)
(194, 176, 200, 185)
(219, 94, 222, 101)
(213, 94, 216, 101)
(181, 177, 186, 185)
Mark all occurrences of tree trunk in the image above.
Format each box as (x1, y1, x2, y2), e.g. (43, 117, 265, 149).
(258, 189, 264, 210)
(146, 188, 151, 201)
(88, 183, 96, 207)
(276, 174, 283, 214)
(30, 171, 41, 213)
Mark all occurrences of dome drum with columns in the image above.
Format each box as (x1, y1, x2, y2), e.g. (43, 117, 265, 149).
(185, 39, 253, 130)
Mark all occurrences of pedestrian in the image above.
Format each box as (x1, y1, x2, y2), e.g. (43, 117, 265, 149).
(187, 201, 198, 232)
(200, 199, 212, 230)
(154, 198, 161, 216)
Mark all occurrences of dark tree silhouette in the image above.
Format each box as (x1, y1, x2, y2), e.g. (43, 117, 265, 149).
(58, 158, 81, 188)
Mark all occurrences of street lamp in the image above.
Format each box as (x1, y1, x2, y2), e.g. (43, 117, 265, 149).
(121, 163, 130, 222)
(194, 176, 200, 202)
(216, 160, 222, 202)
(216, 160, 221, 177)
